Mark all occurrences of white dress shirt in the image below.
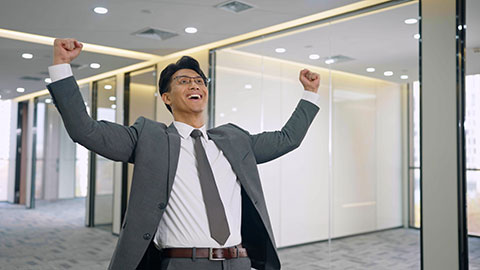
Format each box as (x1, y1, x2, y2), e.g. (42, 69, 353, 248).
(48, 64, 320, 248)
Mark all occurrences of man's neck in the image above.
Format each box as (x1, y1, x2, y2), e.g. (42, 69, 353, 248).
(173, 112, 205, 128)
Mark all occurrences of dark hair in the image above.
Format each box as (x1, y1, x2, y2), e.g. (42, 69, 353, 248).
(158, 56, 207, 113)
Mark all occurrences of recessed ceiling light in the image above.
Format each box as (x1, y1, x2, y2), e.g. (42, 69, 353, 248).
(44, 78, 52, 83)
(384, 71, 394, 77)
(366, 67, 375, 72)
(219, 113, 225, 117)
(232, 107, 237, 112)
(111, 104, 117, 109)
(244, 84, 252, 89)
(401, 75, 409, 80)
(104, 84, 112, 90)
(90, 63, 101, 69)
(93, 7, 108, 14)
(414, 34, 420, 40)
(275, 48, 286, 53)
(185, 27, 197, 34)
(309, 54, 320, 60)
(404, 18, 418, 24)
(325, 58, 335, 65)
(22, 53, 33, 59)
(16, 87, 25, 93)
(109, 96, 116, 101)
(45, 98, 52, 104)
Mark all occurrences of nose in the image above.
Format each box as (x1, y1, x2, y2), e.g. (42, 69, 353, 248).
(188, 81, 200, 89)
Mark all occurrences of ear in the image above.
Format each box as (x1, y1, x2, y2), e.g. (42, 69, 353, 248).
(161, 92, 171, 106)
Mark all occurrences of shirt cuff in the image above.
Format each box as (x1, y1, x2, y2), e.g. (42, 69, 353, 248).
(301, 90, 320, 108)
(48, 64, 73, 83)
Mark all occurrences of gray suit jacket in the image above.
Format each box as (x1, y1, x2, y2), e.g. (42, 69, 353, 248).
(47, 76, 319, 270)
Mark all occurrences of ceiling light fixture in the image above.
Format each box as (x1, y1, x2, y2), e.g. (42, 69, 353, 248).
(185, 27, 198, 34)
(45, 98, 52, 104)
(111, 104, 117, 109)
(90, 63, 101, 69)
(93, 7, 108, 14)
(325, 58, 335, 65)
(16, 87, 25, 93)
(275, 48, 286, 53)
(109, 96, 116, 101)
(232, 107, 237, 112)
(404, 18, 418, 24)
(384, 71, 394, 77)
(22, 53, 33, 59)
(244, 84, 252, 89)
(366, 67, 375, 72)
(44, 78, 52, 83)
(414, 34, 420, 40)
(401, 75, 409, 80)
(104, 84, 112, 90)
(309, 54, 320, 60)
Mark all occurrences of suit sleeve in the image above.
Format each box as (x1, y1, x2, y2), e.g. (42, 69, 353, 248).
(47, 76, 142, 163)
(233, 99, 319, 164)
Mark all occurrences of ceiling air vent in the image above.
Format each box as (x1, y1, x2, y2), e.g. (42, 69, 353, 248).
(20, 76, 42, 81)
(216, 1, 253, 13)
(132, 27, 178, 41)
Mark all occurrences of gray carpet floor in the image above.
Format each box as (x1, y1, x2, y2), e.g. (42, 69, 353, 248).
(0, 198, 479, 270)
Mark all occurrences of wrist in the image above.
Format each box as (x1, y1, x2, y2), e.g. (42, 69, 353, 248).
(53, 55, 70, 65)
(304, 88, 318, 93)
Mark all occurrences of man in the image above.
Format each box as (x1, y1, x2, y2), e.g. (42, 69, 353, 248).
(47, 38, 320, 270)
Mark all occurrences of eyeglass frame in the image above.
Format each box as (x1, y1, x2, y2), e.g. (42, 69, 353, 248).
(172, 75, 210, 86)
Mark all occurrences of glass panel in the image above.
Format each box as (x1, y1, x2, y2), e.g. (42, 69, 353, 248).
(126, 67, 157, 199)
(214, 2, 419, 268)
(35, 95, 79, 201)
(94, 77, 116, 227)
(75, 84, 91, 197)
(0, 99, 12, 201)
(467, 0, 480, 267)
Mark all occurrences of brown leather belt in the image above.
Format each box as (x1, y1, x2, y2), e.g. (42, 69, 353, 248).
(163, 245, 247, 261)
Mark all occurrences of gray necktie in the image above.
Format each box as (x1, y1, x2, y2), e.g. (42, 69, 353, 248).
(190, 129, 230, 245)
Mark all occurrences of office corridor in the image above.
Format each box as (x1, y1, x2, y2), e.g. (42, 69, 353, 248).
(0, 199, 479, 270)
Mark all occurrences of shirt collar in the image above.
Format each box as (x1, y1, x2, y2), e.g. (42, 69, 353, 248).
(173, 121, 208, 140)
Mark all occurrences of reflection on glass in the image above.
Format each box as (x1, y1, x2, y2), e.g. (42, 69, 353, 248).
(94, 77, 116, 226)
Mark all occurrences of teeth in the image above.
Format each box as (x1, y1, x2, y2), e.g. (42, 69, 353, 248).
(188, 94, 201, 99)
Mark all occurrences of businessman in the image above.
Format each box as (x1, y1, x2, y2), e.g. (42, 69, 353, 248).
(47, 38, 320, 270)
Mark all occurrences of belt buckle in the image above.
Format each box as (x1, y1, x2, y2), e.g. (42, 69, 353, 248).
(208, 248, 225, 261)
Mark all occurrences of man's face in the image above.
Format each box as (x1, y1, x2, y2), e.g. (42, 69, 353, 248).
(162, 69, 208, 116)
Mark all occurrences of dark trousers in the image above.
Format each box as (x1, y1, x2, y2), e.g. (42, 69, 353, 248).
(137, 241, 251, 270)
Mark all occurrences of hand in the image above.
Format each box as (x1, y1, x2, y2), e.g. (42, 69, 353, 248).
(53, 38, 83, 65)
(299, 69, 320, 93)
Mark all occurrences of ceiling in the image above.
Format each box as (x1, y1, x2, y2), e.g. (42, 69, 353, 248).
(234, 1, 480, 84)
(0, 0, 479, 100)
(0, 0, 359, 99)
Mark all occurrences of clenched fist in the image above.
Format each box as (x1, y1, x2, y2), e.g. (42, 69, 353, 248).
(299, 69, 320, 93)
(53, 38, 83, 65)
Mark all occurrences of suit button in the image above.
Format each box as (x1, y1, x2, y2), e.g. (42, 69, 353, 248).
(143, 233, 151, 240)
(158, 202, 166, 209)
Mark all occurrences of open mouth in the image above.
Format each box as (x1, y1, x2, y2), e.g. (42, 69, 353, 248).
(187, 94, 202, 100)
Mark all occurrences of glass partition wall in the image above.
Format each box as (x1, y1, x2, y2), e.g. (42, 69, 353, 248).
(466, 0, 480, 267)
(91, 77, 117, 228)
(212, 1, 419, 268)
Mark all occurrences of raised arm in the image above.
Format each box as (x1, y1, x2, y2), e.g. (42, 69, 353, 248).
(243, 69, 321, 164)
(47, 38, 141, 163)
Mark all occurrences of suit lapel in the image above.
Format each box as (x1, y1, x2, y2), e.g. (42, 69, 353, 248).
(207, 130, 254, 199)
(166, 123, 181, 196)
